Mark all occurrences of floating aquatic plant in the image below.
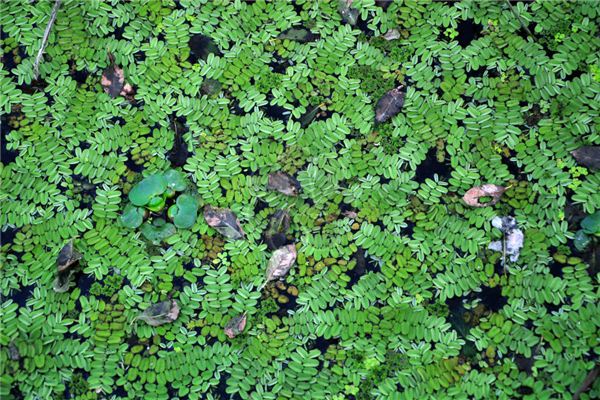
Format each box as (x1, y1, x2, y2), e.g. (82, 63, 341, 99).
(1, 0, 599, 398)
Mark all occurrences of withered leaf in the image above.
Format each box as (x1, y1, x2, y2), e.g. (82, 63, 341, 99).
(382, 29, 400, 41)
(224, 313, 247, 339)
(57, 240, 82, 273)
(53, 270, 76, 293)
(204, 206, 245, 240)
(277, 27, 319, 43)
(571, 146, 600, 170)
(264, 209, 291, 250)
(101, 52, 134, 98)
(339, 0, 359, 25)
(8, 341, 20, 361)
(488, 216, 524, 263)
(136, 300, 180, 327)
(375, 85, 406, 123)
(267, 172, 301, 196)
(463, 184, 506, 207)
(265, 244, 297, 283)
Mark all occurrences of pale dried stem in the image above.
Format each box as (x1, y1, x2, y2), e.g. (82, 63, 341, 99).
(33, 0, 62, 79)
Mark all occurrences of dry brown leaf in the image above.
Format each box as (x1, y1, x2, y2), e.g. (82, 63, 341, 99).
(265, 244, 297, 283)
(382, 29, 400, 41)
(204, 206, 245, 240)
(56, 239, 82, 272)
(375, 85, 406, 123)
(136, 300, 180, 327)
(101, 52, 134, 98)
(571, 146, 600, 170)
(463, 184, 506, 207)
(224, 313, 247, 339)
(267, 172, 301, 196)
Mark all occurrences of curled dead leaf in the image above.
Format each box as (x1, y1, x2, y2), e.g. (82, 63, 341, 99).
(204, 206, 245, 240)
(54, 240, 82, 293)
(382, 29, 400, 41)
(101, 52, 134, 98)
(224, 313, 247, 339)
(136, 300, 180, 327)
(375, 85, 406, 123)
(571, 146, 600, 170)
(267, 172, 301, 196)
(57, 239, 82, 272)
(265, 244, 297, 285)
(463, 184, 506, 207)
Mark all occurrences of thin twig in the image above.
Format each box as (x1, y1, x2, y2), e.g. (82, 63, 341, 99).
(502, 232, 507, 275)
(505, 0, 535, 39)
(573, 364, 599, 400)
(33, 0, 62, 79)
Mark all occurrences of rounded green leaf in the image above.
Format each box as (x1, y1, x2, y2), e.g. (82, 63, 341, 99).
(581, 211, 600, 235)
(120, 204, 145, 228)
(163, 169, 187, 192)
(128, 174, 168, 206)
(147, 195, 166, 212)
(573, 230, 591, 251)
(141, 219, 176, 242)
(171, 194, 198, 229)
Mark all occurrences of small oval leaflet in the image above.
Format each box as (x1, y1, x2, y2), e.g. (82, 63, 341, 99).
(136, 300, 180, 327)
(204, 206, 245, 240)
(571, 146, 600, 170)
(463, 184, 506, 207)
(224, 313, 247, 339)
(267, 172, 301, 196)
(375, 85, 406, 123)
(265, 244, 297, 284)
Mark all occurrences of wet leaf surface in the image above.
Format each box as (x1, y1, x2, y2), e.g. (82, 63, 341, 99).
(136, 300, 180, 327)
(375, 85, 406, 123)
(463, 184, 506, 207)
(224, 313, 247, 339)
(204, 206, 245, 240)
(267, 172, 301, 196)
